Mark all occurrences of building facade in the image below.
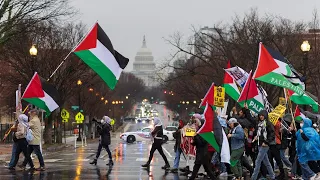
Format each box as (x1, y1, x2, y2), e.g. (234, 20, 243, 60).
(131, 36, 157, 87)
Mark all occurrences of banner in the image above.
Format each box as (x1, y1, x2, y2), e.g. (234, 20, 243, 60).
(224, 66, 249, 88)
(269, 105, 286, 125)
(214, 86, 225, 108)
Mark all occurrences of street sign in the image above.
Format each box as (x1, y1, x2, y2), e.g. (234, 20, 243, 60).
(75, 112, 84, 124)
(62, 118, 69, 123)
(61, 109, 70, 119)
(71, 106, 79, 110)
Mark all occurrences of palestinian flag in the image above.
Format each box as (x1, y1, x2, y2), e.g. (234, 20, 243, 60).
(74, 23, 129, 90)
(199, 83, 214, 108)
(253, 43, 304, 96)
(286, 89, 319, 112)
(223, 61, 241, 103)
(238, 71, 264, 114)
(294, 106, 306, 121)
(22, 72, 59, 117)
(197, 103, 230, 163)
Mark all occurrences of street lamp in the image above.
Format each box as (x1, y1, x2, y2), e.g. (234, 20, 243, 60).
(300, 40, 311, 90)
(101, 97, 104, 101)
(89, 88, 93, 92)
(125, 96, 128, 99)
(29, 45, 38, 56)
(104, 100, 108, 104)
(77, 79, 82, 141)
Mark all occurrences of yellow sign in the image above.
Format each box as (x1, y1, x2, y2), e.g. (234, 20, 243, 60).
(62, 118, 68, 123)
(214, 86, 225, 108)
(279, 97, 286, 106)
(61, 109, 70, 119)
(110, 119, 115, 126)
(269, 105, 286, 125)
(185, 128, 197, 137)
(75, 112, 84, 123)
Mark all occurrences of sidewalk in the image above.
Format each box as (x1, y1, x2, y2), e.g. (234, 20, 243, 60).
(0, 123, 129, 163)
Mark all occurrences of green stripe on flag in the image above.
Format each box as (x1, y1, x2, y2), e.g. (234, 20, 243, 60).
(74, 50, 118, 90)
(23, 98, 51, 116)
(199, 132, 220, 152)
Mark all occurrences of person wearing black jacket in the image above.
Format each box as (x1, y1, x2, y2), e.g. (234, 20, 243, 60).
(142, 117, 170, 169)
(188, 119, 216, 180)
(89, 116, 113, 166)
(171, 120, 184, 173)
(251, 110, 276, 180)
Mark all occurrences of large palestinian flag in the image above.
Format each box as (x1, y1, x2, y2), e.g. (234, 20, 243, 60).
(286, 89, 319, 112)
(253, 43, 304, 96)
(223, 61, 241, 102)
(238, 71, 264, 114)
(199, 83, 214, 108)
(197, 103, 230, 163)
(22, 72, 59, 116)
(74, 23, 129, 90)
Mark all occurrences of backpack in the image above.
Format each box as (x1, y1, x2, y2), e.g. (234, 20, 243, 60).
(26, 127, 33, 143)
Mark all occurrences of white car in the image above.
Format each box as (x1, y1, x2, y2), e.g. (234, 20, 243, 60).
(163, 126, 178, 142)
(120, 127, 152, 143)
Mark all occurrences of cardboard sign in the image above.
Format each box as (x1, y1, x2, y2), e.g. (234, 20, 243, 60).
(269, 105, 286, 125)
(214, 86, 225, 108)
(185, 128, 197, 137)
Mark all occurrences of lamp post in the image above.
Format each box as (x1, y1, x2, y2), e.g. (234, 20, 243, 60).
(77, 79, 82, 141)
(300, 40, 311, 90)
(29, 45, 38, 73)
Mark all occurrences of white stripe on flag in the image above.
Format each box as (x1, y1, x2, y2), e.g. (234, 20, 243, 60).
(89, 40, 122, 80)
(40, 92, 59, 112)
(220, 129, 230, 164)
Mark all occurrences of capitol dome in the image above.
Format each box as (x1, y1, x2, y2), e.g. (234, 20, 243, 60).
(136, 36, 153, 56)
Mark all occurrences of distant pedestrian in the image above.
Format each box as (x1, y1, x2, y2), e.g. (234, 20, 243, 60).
(90, 116, 113, 166)
(20, 109, 45, 171)
(142, 117, 170, 169)
(8, 114, 34, 170)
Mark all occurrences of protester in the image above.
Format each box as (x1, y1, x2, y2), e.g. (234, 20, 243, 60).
(227, 118, 245, 180)
(142, 117, 170, 169)
(170, 120, 184, 173)
(188, 118, 216, 180)
(296, 117, 320, 180)
(251, 110, 276, 180)
(8, 114, 34, 170)
(4, 120, 19, 168)
(19, 109, 45, 171)
(90, 116, 113, 166)
(279, 118, 292, 170)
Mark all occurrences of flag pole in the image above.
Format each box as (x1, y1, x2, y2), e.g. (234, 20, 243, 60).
(284, 88, 296, 130)
(47, 21, 98, 82)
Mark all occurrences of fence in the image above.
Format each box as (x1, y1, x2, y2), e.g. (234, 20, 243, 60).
(0, 124, 13, 143)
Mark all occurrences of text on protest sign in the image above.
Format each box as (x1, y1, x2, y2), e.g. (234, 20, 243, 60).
(214, 86, 225, 108)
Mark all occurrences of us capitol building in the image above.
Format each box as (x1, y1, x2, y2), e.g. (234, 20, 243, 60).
(131, 36, 157, 87)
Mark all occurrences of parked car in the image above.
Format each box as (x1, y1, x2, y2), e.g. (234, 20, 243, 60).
(120, 127, 152, 143)
(163, 126, 178, 142)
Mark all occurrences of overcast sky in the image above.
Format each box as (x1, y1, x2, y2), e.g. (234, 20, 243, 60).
(71, 0, 319, 71)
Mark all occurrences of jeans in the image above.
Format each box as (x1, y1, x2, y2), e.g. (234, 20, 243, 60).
(251, 146, 275, 180)
(230, 147, 244, 178)
(8, 142, 18, 167)
(280, 149, 292, 168)
(300, 162, 315, 180)
(173, 148, 181, 168)
(96, 143, 112, 160)
(22, 145, 44, 167)
(11, 139, 34, 168)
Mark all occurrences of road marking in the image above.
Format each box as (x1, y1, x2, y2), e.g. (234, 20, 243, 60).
(72, 159, 90, 162)
(44, 159, 62, 163)
(162, 146, 172, 158)
(136, 158, 149, 161)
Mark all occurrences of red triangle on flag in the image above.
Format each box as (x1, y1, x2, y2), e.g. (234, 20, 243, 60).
(22, 72, 45, 99)
(199, 83, 214, 107)
(294, 106, 301, 117)
(238, 71, 258, 102)
(74, 23, 98, 52)
(223, 60, 234, 84)
(198, 103, 214, 133)
(253, 43, 279, 79)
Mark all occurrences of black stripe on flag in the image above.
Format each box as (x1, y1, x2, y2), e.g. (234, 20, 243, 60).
(97, 24, 129, 70)
(40, 77, 60, 106)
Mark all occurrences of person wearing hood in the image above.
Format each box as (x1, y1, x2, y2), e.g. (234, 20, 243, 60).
(142, 117, 170, 169)
(8, 114, 34, 170)
(90, 116, 113, 166)
(251, 110, 276, 180)
(20, 109, 45, 171)
(296, 118, 320, 180)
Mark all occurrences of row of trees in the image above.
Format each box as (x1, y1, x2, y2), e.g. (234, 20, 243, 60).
(0, 0, 148, 144)
(160, 9, 320, 117)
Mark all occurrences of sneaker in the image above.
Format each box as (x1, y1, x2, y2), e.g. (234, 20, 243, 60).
(161, 164, 170, 169)
(7, 166, 15, 170)
(292, 175, 302, 180)
(170, 168, 178, 173)
(315, 174, 320, 180)
(141, 163, 150, 168)
(219, 172, 228, 176)
(310, 174, 317, 180)
(17, 164, 26, 170)
(36, 167, 46, 171)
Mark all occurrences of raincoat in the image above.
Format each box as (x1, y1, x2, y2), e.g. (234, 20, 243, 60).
(296, 118, 320, 163)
